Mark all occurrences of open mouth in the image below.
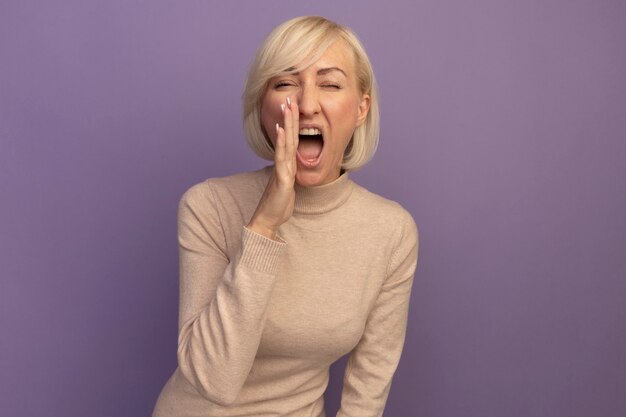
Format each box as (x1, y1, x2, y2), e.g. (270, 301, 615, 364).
(297, 128, 324, 167)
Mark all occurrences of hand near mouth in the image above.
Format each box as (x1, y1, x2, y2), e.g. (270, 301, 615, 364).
(247, 98, 299, 240)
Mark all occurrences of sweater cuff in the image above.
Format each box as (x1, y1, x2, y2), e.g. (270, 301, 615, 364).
(240, 226, 286, 274)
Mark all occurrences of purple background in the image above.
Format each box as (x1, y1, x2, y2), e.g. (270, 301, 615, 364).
(1, 1, 625, 416)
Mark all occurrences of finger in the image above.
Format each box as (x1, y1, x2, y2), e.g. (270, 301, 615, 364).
(289, 99, 299, 159)
(275, 102, 286, 163)
(284, 99, 294, 163)
(274, 122, 285, 164)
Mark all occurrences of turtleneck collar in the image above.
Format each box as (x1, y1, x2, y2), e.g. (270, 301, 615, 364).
(293, 171, 353, 215)
(259, 166, 353, 215)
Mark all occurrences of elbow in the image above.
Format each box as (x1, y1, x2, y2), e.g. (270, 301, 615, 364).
(177, 345, 243, 406)
(197, 384, 240, 407)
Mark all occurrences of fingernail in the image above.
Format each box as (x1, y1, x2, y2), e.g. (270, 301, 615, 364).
(275, 123, 279, 133)
(286, 97, 291, 107)
(280, 103, 285, 113)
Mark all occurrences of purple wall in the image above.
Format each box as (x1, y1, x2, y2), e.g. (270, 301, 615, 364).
(2, 1, 625, 416)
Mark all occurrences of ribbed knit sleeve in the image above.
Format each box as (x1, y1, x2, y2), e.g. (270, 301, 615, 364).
(175, 182, 285, 406)
(336, 211, 418, 417)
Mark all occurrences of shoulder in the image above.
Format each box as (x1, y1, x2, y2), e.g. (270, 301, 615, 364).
(351, 184, 419, 279)
(349, 182, 418, 240)
(347, 182, 418, 279)
(176, 168, 272, 249)
(180, 167, 270, 208)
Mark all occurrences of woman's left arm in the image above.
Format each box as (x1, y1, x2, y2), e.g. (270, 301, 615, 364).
(336, 211, 419, 417)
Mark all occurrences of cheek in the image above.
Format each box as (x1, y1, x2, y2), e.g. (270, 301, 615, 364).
(260, 97, 281, 143)
(330, 99, 360, 133)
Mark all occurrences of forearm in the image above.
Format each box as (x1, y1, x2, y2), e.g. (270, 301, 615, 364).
(177, 226, 285, 405)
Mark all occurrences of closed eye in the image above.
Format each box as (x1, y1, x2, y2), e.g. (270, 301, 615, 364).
(273, 81, 295, 89)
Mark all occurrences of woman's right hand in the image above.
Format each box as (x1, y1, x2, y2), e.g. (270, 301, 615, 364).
(247, 97, 299, 240)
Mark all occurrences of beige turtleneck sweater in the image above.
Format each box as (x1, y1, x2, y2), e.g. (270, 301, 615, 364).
(152, 167, 418, 417)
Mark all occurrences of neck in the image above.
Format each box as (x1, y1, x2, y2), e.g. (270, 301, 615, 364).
(293, 171, 353, 215)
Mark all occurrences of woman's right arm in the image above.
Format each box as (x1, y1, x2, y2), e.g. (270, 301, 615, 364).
(176, 185, 285, 406)
(176, 98, 299, 406)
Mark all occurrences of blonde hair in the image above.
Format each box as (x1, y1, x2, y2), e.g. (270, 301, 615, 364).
(242, 16, 379, 171)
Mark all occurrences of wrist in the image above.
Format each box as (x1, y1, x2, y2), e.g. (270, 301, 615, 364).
(246, 219, 278, 240)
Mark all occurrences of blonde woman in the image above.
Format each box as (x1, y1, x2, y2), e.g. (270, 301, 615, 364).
(153, 16, 418, 417)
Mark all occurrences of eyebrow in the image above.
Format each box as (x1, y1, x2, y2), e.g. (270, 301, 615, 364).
(284, 66, 347, 77)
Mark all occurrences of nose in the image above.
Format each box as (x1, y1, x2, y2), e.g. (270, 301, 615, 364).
(296, 84, 320, 117)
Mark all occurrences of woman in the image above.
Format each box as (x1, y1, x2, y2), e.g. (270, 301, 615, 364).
(153, 16, 418, 417)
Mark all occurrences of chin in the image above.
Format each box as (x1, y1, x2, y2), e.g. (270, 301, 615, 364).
(295, 171, 327, 188)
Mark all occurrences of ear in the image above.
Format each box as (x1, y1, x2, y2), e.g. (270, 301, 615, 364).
(355, 93, 370, 127)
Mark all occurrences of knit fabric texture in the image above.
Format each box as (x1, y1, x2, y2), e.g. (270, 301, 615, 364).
(153, 167, 418, 417)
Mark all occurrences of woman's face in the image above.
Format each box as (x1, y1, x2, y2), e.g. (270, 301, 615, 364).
(260, 40, 370, 187)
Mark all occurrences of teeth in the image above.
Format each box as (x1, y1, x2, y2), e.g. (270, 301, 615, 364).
(298, 128, 321, 136)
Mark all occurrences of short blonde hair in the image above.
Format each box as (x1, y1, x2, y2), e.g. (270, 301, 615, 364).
(242, 16, 379, 171)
